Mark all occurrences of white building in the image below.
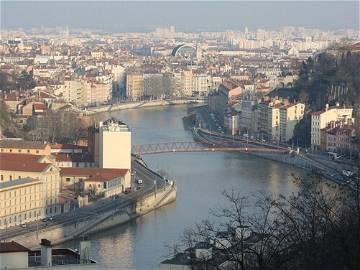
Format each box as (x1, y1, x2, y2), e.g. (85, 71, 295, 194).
(311, 105, 353, 150)
(99, 120, 131, 171)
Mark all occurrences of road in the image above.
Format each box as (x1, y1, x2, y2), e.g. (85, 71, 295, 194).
(0, 158, 167, 241)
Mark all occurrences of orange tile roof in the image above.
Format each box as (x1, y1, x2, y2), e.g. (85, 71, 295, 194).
(60, 167, 128, 182)
(0, 153, 50, 172)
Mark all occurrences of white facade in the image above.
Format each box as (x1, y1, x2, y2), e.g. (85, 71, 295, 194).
(311, 106, 353, 150)
(99, 120, 131, 170)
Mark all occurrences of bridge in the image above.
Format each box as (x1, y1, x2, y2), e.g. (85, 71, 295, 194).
(132, 141, 288, 155)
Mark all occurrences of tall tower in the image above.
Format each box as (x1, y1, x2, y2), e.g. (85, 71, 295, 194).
(98, 119, 131, 170)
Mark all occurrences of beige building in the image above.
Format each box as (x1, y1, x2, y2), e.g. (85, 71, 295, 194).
(0, 139, 51, 156)
(98, 120, 131, 171)
(0, 178, 43, 229)
(279, 103, 305, 142)
(0, 153, 62, 223)
(126, 73, 143, 100)
(181, 70, 193, 96)
(311, 105, 353, 150)
(60, 167, 131, 197)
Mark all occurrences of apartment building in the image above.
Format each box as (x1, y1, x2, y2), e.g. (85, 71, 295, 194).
(0, 153, 61, 227)
(181, 70, 193, 96)
(0, 178, 43, 229)
(279, 103, 305, 142)
(311, 105, 353, 150)
(126, 73, 144, 100)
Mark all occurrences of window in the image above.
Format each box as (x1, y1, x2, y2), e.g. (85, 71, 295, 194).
(9, 149, 12, 153)
(18, 149, 21, 153)
(0, 175, 3, 181)
(66, 178, 71, 182)
(36, 150, 39, 153)
(9, 176, 12, 181)
(27, 150, 30, 153)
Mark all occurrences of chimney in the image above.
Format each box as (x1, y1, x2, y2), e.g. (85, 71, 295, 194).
(40, 239, 52, 267)
(79, 237, 91, 264)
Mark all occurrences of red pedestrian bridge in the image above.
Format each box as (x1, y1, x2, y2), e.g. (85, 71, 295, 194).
(132, 141, 288, 156)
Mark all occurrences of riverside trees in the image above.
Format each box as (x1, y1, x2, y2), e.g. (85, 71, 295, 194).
(174, 173, 360, 270)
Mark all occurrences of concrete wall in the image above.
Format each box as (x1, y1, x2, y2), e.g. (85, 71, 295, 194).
(0, 252, 28, 269)
(8, 184, 176, 249)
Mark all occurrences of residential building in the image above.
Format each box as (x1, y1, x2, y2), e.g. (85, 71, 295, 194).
(0, 178, 43, 229)
(311, 105, 353, 150)
(279, 103, 305, 142)
(60, 167, 131, 197)
(0, 153, 61, 226)
(126, 73, 143, 100)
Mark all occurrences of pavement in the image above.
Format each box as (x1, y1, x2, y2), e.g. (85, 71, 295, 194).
(0, 158, 167, 241)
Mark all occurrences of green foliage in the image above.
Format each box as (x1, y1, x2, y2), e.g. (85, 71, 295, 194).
(292, 114, 311, 147)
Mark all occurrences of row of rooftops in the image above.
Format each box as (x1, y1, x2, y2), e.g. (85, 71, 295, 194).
(0, 153, 128, 181)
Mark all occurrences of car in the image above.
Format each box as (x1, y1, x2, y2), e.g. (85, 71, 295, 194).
(48, 217, 54, 221)
(20, 223, 27, 228)
(137, 179, 143, 185)
(124, 187, 131, 194)
(136, 186, 142, 191)
(42, 218, 48, 222)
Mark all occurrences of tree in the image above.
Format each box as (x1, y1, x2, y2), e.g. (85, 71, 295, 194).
(173, 171, 360, 270)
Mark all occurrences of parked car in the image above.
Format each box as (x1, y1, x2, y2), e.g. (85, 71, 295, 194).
(41, 218, 48, 222)
(124, 187, 131, 194)
(136, 186, 142, 191)
(20, 223, 27, 228)
(137, 179, 143, 185)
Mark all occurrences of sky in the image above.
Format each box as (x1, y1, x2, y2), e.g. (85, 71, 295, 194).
(1, 1, 359, 32)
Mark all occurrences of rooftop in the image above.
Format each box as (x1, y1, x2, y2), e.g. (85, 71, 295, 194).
(0, 241, 30, 253)
(60, 167, 129, 182)
(0, 153, 51, 172)
(0, 177, 40, 190)
(0, 139, 48, 150)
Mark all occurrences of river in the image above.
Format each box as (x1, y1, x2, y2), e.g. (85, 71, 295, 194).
(64, 105, 303, 269)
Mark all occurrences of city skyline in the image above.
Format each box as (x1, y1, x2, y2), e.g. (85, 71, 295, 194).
(1, 1, 359, 32)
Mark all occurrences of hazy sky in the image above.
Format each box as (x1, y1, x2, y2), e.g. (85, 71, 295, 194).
(1, 1, 359, 32)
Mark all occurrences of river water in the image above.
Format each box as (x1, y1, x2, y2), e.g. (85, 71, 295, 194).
(64, 105, 303, 269)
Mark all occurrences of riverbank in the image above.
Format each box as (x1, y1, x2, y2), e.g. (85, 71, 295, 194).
(81, 99, 205, 115)
(3, 159, 177, 250)
(9, 184, 176, 249)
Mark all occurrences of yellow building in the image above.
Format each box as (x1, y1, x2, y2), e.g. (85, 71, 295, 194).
(280, 103, 305, 142)
(0, 178, 43, 229)
(0, 153, 61, 222)
(0, 140, 51, 156)
(126, 73, 143, 100)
